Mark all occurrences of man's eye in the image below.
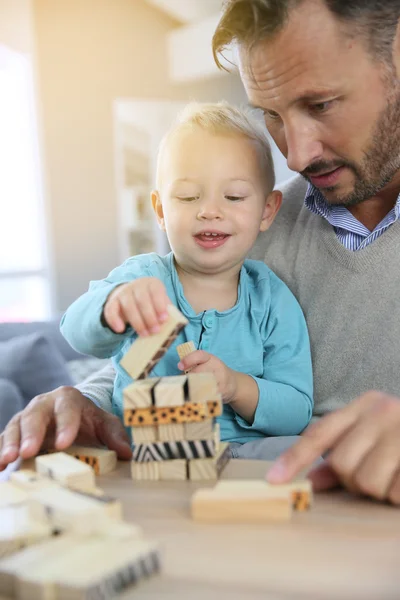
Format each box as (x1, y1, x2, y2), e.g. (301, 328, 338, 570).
(226, 196, 245, 202)
(311, 101, 333, 114)
(264, 110, 281, 121)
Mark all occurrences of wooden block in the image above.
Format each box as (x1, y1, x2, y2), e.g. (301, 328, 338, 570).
(131, 425, 158, 443)
(188, 372, 218, 404)
(123, 377, 160, 409)
(60, 446, 117, 475)
(0, 481, 29, 508)
(124, 398, 222, 426)
(159, 459, 187, 481)
(54, 538, 161, 600)
(184, 419, 214, 441)
(154, 375, 187, 407)
(176, 340, 196, 361)
(214, 479, 312, 511)
(191, 481, 292, 523)
(10, 470, 58, 492)
(158, 423, 185, 441)
(28, 486, 118, 535)
(188, 442, 230, 481)
(131, 461, 159, 480)
(132, 438, 217, 462)
(35, 452, 95, 491)
(120, 304, 188, 379)
(0, 504, 53, 559)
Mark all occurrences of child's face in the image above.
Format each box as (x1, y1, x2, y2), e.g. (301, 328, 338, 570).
(152, 127, 281, 275)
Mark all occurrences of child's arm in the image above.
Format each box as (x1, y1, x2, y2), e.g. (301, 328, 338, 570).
(60, 257, 169, 358)
(74, 361, 115, 413)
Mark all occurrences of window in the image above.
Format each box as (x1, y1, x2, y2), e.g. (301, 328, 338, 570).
(0, 44, 51, 321)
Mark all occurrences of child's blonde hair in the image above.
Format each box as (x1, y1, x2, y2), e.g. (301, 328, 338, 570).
(156, 101, 275, 192)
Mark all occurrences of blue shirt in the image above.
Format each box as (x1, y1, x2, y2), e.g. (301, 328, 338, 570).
(60, 253, 313, 443)
(305, 183, 400, 251)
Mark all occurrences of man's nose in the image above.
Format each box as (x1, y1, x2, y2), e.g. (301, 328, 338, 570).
(284, 120, 324, 174)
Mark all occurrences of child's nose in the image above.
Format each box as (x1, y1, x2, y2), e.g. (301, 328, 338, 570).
(196, 198, 223, 220)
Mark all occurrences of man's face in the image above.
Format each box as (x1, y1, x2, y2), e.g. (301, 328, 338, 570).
(239, 0, 400, 207)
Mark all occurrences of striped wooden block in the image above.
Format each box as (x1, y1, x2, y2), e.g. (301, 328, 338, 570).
(132, 439, 217, 462)
(120, 304, 188, 380)
(188, 442, 231, 481)
(124, 397, 222, 427)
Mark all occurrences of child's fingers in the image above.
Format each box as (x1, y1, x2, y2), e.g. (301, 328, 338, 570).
(178, 350, 210, 371)
(103, 299, 126, 333)
(120, 293, 149, 336)
(148, 281, 170, 323)
(131, 287, 162, 334)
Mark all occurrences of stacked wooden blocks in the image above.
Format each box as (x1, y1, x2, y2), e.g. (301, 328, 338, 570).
(0, 450, 161, 599)
(124, 372, 230, 481)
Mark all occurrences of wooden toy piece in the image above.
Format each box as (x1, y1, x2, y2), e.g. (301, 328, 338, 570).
(154, 375, 187, 407)
(159, 459, 187, 481)
(184, 418, 214, 441)
(54, 538, 161, 600)
(124, 398, 222, 427)
(191, 480, 292, 523)
(120, 304, 188, 380)
(10, 469, 58, 492)
(124, 377, 160, 409)
(131, 461, 159, 481)
(60, 446, 117, 476)
(158, 423, 185, 441)
(132, 438, 218, 463)
(0, 481, 29, 508)
(177, 340, 196, 372)
(28, 485, 120, 535)
(188, 442, 230, 481)
(188, 372, 218, 404)
(131, 425, 158, 443)
(214, 479, 313, 511)
(0, 534, 78, 597)
(0, 504, 53, 559)
(35, 452, 96, 491)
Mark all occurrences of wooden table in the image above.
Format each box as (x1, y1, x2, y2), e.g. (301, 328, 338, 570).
(95, 459, 400, 600)
(1, 458, 399, 600)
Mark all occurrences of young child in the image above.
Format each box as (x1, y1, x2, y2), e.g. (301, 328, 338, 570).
(61, 102, 313, 444)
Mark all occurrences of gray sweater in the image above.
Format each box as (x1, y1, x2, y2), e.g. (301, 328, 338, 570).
(78, 175, 400, 418)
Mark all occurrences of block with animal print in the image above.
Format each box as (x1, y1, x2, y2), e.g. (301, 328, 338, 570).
(124, 398, 222, 427)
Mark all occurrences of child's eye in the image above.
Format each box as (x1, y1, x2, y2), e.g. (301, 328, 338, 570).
(177, 196, 197, 202)
(226, 196, 245, 202)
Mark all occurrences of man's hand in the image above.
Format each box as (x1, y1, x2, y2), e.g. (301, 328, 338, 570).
(267, 391, 400, 505)
(0, 386, 132, 471)
(178, 350, 237, 403)
(103, 277, 171, 336)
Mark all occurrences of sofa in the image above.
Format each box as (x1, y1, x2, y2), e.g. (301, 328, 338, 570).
(0, 320, 109, 432)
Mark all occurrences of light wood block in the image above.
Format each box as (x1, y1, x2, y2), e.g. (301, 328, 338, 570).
(184, 419, 214, 441)
(0, 481, 28, 508)
(214, 479, 312, 511)
(176, 340, 196, 361)
(188, 372, 218, 404)
(158, 423, 185, 441)
(120, 304, 188, 379)
(131, 425, 158, 443)
(154, 375, 187, 407)
(124, 398, 222, 426)
(35, 452, 95, 491)
(191, 480, 292, 523)
(0, 504, 53, 559)
(123, 377, 160, 409)
(159, 459, 187, 481)
(10, 469, 58, 492)
(188, 442, 230, 481)
(131, 461, 159, 480)
(61, 446, 117, 475)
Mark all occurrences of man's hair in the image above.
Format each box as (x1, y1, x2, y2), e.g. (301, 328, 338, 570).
(212, 0, 400, 69)
(157, 101, 275, 191)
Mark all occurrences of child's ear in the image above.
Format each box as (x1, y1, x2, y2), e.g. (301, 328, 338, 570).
(151, 190, 166, 231)
(259, 190, 282, 232)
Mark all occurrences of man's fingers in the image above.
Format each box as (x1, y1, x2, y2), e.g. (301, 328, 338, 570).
(0, 416, 21, 468)
(267, 407, 360, 483)
(97, 414, 132, 460)
(53, 388, 85, 449)
(307, 462, 341, 491)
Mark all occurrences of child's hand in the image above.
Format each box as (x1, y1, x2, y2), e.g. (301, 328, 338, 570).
(103, 277, 171, 336)
(178, 350, 238, 404)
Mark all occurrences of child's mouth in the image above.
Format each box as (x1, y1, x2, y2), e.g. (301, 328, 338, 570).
(194, 232, 230, 249)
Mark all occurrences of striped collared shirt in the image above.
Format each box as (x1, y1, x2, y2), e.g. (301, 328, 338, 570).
(305, 183, 400, 251)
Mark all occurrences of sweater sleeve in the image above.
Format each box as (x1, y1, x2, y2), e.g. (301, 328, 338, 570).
(235, 277, 313, 436)
(60, 255, 155, 358)
(75, 361, 115, 413)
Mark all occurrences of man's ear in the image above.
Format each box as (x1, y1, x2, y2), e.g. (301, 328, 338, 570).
(259, 190, 282, 232)
(151, 190, 165, 230)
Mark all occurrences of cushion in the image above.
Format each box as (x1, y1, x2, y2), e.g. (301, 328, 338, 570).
(66, 357, 111, 385)
(0, 332, 73, 406)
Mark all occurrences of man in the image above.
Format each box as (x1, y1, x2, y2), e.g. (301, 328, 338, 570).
(1, 0, 400, 505)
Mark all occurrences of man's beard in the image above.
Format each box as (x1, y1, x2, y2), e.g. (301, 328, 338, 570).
(301, 85, 400, 207)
